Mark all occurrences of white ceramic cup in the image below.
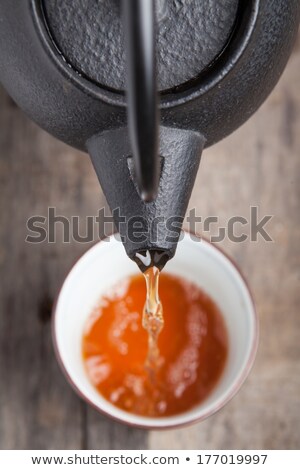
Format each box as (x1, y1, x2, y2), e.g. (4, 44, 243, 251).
(53, 232, 258, 429)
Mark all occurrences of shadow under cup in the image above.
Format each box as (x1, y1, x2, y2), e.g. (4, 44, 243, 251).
(53, 232, 258, 429)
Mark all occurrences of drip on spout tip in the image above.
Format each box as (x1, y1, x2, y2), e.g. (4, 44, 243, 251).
(134, 249, 171, 273)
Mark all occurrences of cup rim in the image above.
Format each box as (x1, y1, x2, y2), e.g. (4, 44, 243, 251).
(52, 231, 259, 430)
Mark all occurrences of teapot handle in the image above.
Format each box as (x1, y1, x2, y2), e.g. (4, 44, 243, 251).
(123, 0, 159, 202)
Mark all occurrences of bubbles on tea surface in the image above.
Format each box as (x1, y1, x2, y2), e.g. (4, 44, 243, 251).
(109, 308, 140, 356)
(84, 305, 104, 335)
(85, 355, 111, 385)
(105, 278, 130, 301)
(110, 387, 125, 403)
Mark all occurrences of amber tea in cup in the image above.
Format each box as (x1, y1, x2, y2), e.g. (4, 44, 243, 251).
(82, 270, 228, 418)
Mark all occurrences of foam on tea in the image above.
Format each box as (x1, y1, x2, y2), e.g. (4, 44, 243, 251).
(82, 272, 228, 418)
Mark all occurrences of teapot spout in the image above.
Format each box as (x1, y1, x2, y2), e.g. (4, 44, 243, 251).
(88, 126, 205, 271)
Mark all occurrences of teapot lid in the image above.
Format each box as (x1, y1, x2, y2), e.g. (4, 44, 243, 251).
(43, 0, 239, 93)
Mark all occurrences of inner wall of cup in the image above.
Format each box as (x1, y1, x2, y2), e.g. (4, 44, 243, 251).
(168, 236, 255, 409)
(55, 233, 256, 426)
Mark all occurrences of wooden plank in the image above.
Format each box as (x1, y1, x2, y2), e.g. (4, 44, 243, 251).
(0, 91, 147, 449)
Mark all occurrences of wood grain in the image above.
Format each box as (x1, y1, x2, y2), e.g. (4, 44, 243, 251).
(0, 92, 146, 450)
(0, 37, 299, 450)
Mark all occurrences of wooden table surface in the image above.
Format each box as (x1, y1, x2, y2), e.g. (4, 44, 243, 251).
(0, 36, 299, 450)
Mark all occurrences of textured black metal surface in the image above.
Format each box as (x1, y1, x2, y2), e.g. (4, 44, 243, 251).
(88, 127, 204, 264)
(0, 0, 298, 151)
(43, 0, 239, 92)
(123, 0, 159, 201)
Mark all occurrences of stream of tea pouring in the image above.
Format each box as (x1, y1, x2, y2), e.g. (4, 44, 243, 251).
(143, 266, 164, 375)
(135, 250, 165, 377)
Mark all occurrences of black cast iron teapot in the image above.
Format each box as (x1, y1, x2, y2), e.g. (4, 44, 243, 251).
(0, 0, 299, 269)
